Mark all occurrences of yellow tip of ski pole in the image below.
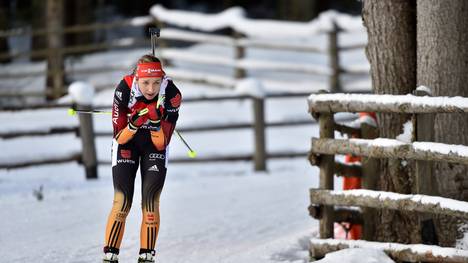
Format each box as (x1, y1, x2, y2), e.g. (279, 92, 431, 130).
(139, 108, 149, 116)
(188, 150, 197, 158)
(68, 108, 76, 116)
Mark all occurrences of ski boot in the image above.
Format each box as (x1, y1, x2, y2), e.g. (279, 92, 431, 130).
(103, 252, 119, 263)
(138, 250, 156, 263)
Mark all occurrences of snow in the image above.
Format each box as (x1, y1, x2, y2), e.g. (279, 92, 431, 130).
(396, 121, 413, 143)
(413, 141, 468, 158)
(0, 160, 318, 262)
(315, 248, 394, 263)
(130, 15, 153, 26)
(150, 5, 246, 33)
(457, 224, 468, 250)
(349, 138, 406, 148)
(150, 5, 364, 38)
(416, 85, 432, 95)
(308, 93, 468, 113)
(67, 81, 95, 105)
(235, 78, 266, 98)
(311, 238, 468, 260)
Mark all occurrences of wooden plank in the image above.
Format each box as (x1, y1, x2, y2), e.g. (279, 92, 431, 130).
(360, 122, 379, 240)
(309, 238, 468, 263)
(311, 137, 468, 165)
(334, 122, 361, 137)
(0, 152, 81, 169)
(328, 23, 341, 93)
(308, 93, 468, 114)
(318, 112, 335, 238)
(309, 189, 468, 219)
(253, 98, 266, 171)
(334, 162, 362, 178)
(0, 16, 153, 38)
(309, 205, 363, 225)
(76, 104, 97, 179)
(0, 126, 77, 139)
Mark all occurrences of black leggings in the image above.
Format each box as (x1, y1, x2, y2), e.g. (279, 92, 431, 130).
(104, 129, 167, 255)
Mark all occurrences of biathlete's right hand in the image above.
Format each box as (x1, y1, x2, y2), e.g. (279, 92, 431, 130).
(128, 108, 149, 131)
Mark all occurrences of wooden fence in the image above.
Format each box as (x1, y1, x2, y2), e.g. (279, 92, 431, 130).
(0, 10, 368, 100)
(1, 90, 345, 175)
(307, 89, 468, 262)
(0, 9, 368, 176)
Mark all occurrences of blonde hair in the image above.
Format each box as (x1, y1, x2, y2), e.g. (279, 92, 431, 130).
(132, 54, 162, 75)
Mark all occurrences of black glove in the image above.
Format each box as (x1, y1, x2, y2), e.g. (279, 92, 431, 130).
(128, 108, 149, 131)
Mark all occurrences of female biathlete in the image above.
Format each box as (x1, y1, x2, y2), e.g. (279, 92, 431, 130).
(102, 54, 181, 263)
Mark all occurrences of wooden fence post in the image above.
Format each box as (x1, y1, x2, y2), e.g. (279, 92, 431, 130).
(328, 21, 341, 93)
(360, 122, 379, 240)
(69, 82, 98, 179)
(46, 0, 65, 100)
(233, 31, 246, 79)
(318, 111, 335, 238)
(414, 87, 438, 244)
(253, 96, 267, 171)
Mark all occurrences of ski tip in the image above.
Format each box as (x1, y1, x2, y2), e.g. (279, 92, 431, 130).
(68, 108, 76, 116)
(188, 150, 197, 158)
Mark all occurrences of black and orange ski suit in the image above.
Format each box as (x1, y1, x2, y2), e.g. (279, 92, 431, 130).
(103, 75, 181, 255)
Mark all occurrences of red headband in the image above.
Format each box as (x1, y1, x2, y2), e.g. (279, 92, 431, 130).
(136, 62, 164, 78)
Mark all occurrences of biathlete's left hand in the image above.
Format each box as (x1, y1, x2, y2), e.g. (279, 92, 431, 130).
(147, 103, 163, 130)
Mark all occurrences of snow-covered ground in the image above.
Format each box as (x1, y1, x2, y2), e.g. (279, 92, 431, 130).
(0, 160, 319, 262)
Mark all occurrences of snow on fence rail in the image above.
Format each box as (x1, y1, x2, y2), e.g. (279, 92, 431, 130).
(310, 238, 468, 263)
(307, 90, 468, 262)
(310, 189, 468, 219)
(312, 138, 468, 165)
(0, 6, 367, 98)
(308, 92, 468, 113)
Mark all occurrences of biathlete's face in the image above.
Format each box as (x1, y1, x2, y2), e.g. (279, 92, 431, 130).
(137, 77, 162, 100)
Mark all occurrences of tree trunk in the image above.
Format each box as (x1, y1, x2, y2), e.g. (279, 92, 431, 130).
(64, 0, 93, 51)
(417, 0, 468, 246)
(276, 0, 322, 21)
(46, 0, 64, 100)
(362, 0, 419, 243)
(0, 2, 10, 63)
(31, 0, 46, 61)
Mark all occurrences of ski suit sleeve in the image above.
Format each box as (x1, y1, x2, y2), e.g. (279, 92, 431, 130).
(112, 79, 135, 145)
(161, 81, 182, 145)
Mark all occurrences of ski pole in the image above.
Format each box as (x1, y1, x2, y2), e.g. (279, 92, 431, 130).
(68, 108, 197, 158)
(147, 27, 197, 158)
(68, 108, 111, 115)
(149, 28, 160, 56)
(174, 130, 197, 158)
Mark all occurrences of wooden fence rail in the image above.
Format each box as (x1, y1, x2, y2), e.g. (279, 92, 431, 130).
(310, 189, 468, 219)
(312, 137, 468, 165)
(308, 93, 468, 113)
(310, 239, 468, 263)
